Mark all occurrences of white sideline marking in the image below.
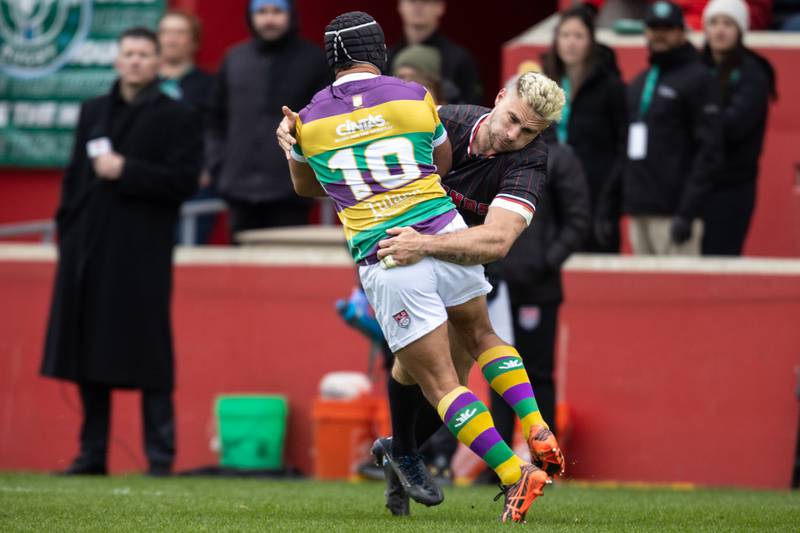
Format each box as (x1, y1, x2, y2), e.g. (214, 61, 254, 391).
(0, 485, 172, 497)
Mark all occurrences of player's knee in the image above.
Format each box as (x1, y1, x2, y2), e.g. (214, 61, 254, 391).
(391, 361, 416, 385)
(459, 325, 497, 356)
(402, 362, 460, 404)
(417, 376, 460, 406)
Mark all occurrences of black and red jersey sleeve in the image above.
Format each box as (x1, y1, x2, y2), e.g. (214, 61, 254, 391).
(491, 136, 548, 226)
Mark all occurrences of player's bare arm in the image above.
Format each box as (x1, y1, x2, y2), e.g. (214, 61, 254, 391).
(281, 105, 326, 197)
(288, 157, 326, 197)
(434, 137, 452, 177)
(377, 206, 526, 266)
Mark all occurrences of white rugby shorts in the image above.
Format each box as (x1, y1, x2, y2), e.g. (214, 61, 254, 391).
(359, 214, 492, 352)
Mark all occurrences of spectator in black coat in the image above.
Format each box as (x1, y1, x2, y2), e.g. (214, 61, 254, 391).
(542, 6, 628, 253)
(158, 9, 217, 244)
(206, 0, 328, 240)
(700, 0, 775, 255)
(388, 0, 482, 104)
(620, 1, 723, 255)
(486, 129, 590, 451)
(41, 28, 202, 476)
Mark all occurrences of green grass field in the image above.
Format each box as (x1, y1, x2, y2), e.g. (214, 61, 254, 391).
(0, 473, 797, 532)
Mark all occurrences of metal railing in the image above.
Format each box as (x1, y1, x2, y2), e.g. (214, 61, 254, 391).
(176, 199, 227, 245)
(0, 197, 339, 245)
(0, 199, 229, 246)
(0, 219, 56, 243)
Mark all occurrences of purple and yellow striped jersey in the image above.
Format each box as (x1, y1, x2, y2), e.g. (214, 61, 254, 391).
(290, 73, 455, 263)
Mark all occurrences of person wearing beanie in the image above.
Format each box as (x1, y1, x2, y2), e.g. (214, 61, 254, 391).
(674, 0, 773, 30)
(618, 0, 723, 256)
(205, 0, 328, 241)
(392, 44, 446, 103)
(700, 0, 775, 255)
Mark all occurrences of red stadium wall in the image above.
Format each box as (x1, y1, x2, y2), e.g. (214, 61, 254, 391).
(556, 264, 800, 488)
(503, 31, 800, 258)
(1, 248, 798, 489)
(0, 255, 372, 476)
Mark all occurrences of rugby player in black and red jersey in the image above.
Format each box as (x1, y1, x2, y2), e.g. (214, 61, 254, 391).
(278, 71, 567, 520)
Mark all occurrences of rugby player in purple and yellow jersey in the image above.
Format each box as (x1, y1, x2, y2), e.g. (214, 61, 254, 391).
(277, 11, 565, 523)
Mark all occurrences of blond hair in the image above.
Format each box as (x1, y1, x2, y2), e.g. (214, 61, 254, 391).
(508, 71, 565, 124)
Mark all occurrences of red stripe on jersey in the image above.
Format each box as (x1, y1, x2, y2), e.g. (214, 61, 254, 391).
(467, 113, 491, 157)
(495, 194, 536, 213)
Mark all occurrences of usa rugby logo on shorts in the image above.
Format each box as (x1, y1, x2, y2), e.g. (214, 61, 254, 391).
(393, 309, 410, 328)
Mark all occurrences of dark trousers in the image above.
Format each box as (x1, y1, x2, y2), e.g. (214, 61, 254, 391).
(490, 303, 559, 446)
(77, 382, 175, 469)
(702, 181, 756, 256)
(226, 199, 311, 242)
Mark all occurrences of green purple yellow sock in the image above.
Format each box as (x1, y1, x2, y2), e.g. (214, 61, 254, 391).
(437, 385, 524, 485)
(478, 345, 546, 440)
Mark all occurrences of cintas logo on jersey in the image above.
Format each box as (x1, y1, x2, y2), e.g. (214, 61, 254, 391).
(335, 114, 392, 139)
(0, 0, 93, 79)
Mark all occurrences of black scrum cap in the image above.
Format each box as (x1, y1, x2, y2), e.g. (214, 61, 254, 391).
(324, 11, 387, 73)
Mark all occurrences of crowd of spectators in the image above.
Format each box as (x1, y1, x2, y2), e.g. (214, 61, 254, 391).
(175, 0, 776, 257)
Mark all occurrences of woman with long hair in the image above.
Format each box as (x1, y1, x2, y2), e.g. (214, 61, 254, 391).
(542, 6, 627, 253)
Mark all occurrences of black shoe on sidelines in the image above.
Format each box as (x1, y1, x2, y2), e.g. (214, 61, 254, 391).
(55, 457, 107, 476)
(371, 437, 443, 507)
(372, 438, 409, 515)
(145, 464, 172, 477)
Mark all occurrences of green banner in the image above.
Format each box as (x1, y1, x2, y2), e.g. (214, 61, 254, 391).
(0, 0, 166, 168)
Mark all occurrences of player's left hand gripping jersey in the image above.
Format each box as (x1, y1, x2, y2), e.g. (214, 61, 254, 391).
(291, 73, 456, 264)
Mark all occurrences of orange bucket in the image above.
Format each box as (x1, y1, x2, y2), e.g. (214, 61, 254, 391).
(312, 395, 386, 479)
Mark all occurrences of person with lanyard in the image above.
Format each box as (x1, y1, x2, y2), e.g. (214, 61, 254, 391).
(158, 10, 213, 108)
(157, 9, 217, 244)
(614, 0, 723, 256)
(700, 0, 775, 256)
(542, 5, 627, 253)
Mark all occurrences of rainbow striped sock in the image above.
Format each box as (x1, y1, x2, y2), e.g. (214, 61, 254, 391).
(478, 345, 546, 440)
(437, 386, 524, 485)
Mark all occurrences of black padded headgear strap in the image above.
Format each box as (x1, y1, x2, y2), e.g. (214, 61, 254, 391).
(324, 11, 387, 73)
